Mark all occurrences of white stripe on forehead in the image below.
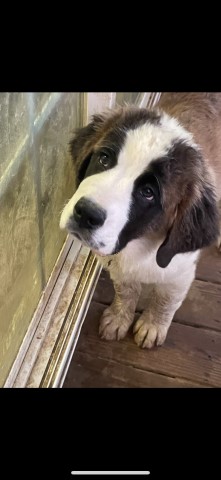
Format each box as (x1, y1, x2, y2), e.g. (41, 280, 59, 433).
(117, 112, 194, 178)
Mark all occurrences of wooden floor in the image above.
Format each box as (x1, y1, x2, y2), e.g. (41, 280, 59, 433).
(63, 245, 221, 388)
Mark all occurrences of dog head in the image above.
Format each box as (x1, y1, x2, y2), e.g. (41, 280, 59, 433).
(60, 106, 219, 267)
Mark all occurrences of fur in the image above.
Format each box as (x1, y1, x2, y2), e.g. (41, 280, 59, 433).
(60, 93, 221, 348)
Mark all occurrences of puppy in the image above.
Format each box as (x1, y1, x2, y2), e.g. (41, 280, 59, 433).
(60, 93, 221, 348)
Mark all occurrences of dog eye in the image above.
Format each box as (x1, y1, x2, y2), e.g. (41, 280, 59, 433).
(140, 186, 154, 200)
(98, 152, 110, 168)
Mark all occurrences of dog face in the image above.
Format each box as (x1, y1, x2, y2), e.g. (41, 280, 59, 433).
(60, 107, 219, 267)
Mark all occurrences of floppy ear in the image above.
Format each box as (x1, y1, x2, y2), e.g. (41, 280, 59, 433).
(69, 113, 107, 186)
(156, 183, 220, 268)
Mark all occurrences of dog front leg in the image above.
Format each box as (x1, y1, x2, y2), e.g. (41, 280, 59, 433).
(99, 281, 141, 341)
(133, 281, 192, 349)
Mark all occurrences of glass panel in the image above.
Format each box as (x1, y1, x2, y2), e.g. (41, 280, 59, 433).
(38, 93, 80, 281)
(0, 92, 82, 386)
(34, 92, 51, 115)
(0, 93, 29, 178)
(116, 92, 142, 105)
(0, 152, 41, 385)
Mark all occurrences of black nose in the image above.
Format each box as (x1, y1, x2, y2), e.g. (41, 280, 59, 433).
(73, 198, 106, 230)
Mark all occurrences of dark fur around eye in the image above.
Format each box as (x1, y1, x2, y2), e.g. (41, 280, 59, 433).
(134, 173, 161, 203)
(82, 149, 117, 178)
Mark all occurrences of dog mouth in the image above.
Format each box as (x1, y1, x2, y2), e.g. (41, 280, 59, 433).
(67, 220, 122, 257)
(68, 225, 124, 259)
(69, 230, 107, 256)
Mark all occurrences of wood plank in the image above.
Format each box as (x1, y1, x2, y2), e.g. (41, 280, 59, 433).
(196, 246, 221, 284)
(75, 301, 221, 387)
(174, 280, 221, 331)
(93, 272, 221, 331)
(64, 351, 205, 388)
(93, 269, 114, 305)
(66, 245, 221, 388)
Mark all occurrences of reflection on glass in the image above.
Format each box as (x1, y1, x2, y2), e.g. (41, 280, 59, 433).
(116, 92, 141, 106)
(0, 92, 82, 386)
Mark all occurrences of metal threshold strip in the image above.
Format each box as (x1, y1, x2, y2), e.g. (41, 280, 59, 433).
(4, 238, 101, 388)
(4, 92, 160, 388)
(40, 249, 101, 388)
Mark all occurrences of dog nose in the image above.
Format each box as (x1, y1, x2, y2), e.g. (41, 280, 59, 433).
(73, 198, 106, 230)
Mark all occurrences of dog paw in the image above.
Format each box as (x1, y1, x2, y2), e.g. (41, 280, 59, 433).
(133, 315, 168, 349)
(99, 306, 132, 341)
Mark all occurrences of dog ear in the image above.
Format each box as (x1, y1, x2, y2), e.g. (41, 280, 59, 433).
(69, 113, 107, 186)
(156, 183, 220, 268)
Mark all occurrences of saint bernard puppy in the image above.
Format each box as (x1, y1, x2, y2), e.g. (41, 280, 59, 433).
(60, 93, 221, 349)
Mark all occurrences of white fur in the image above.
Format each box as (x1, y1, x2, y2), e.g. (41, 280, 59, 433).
(60, 112, 195, 255)
(100, 236, 199, 290)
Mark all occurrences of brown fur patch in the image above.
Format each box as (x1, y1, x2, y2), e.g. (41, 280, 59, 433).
(157, 93, 221, 200)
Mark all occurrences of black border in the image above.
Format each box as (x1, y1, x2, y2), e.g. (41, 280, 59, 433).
(1, 48, 221, 92)
(2, 388, 220, 479)
(2, 16, 220, 92)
